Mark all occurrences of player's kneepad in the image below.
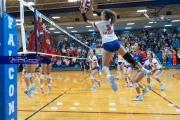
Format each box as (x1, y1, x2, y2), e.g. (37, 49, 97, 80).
(25, 73, 31, 78)
(146, 75, 150, 78)
(123, 52, 138, 66)
(134, 83, 139, 88)
(40, 74, 45, 79)
(47, 74, 51, 79)
(90, 75, 94, 80)
(31, 73, 35, 77)
(124, 74, 128, 78)
(153, 76, 158, 79)
(102, 66, 108, 72)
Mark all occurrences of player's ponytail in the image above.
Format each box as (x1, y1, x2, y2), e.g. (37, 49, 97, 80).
(103, 9, 117, 25)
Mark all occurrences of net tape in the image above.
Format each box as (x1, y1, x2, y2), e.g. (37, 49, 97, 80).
(18, 51, 87, 59)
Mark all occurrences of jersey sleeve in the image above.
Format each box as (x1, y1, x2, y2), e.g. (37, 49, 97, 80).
(140, 51, 147, 63)
(48, 33, 53, 48)
(43, 30, 47, 52)
(93, 56, 98, 62)
(36, 21, 42, 33)
(92, 21, 101, 28)
(27, 30, 35, 51)
(153, 59, 158, 66)
(144, 60, 149, 66)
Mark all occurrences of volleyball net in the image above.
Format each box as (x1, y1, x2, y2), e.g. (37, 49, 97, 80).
(18, 0, 91, 60)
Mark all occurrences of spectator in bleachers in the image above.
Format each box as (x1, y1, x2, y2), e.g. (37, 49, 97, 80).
(153, 38, 157, 49)
(177, 49, 180, 64)
(172, 49, 177, 65)
(52, 48, 57, 54)
(167, 34, 173, 46)
(154, 46, 159, 53)
(64, 59, 70, 67)
(56, 58, 62, 67)
(56, 49, 62, 55)
(167, 50, 172, 65)
(162, 51, 167, 63)
(160, 35, 166, 48)
(173, 39, 180, 50)
(157, 41, 161, 50)
(149, 35, 154, 49)
(62, 45, 67, 56)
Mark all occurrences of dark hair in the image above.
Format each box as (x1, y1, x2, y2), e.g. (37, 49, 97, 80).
(137, 43, 142, 50)
(93, 49, 96, 54)
(30, 29, 33, 34)
(103, 9, 117, 25)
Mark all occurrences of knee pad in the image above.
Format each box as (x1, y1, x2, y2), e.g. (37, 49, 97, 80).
(128, 74, 131, 78)
(47, 74, 51, 79)
(146, 75, 150, 78)
(124, 74, 128, 78)
(134, 83, 139, 88)
(25, 73, 31, 79)
(40, 74, 45, 79)
(31, 73, 35, 77)
(90, 75, 94, 80)
(123, 52, 138, 66)
(153, 76, 158, 79)
(102, 66, 108, 72)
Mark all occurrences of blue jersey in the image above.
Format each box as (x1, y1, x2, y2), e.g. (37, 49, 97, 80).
(134, 51, 147, 65)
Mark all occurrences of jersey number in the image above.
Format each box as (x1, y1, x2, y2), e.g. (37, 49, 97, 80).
(106, 25, 111, 31)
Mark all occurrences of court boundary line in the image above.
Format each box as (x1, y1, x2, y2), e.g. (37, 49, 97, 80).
(18, 110, 180, 116)
(141, 82, 180, 109)
(24, 74, 90, 120)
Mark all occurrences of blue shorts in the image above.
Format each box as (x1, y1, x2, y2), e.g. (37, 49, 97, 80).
(26, 53, 37, 57)
(92, 66, 100, 71)
(118, 62, 124, 65)
(103, 40, 121, 52)
(124, 65, 133, 69)
(41, 57, 51, 65)
(156, 68, 162, 72)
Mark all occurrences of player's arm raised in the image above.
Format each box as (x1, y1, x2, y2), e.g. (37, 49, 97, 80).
(80, 8, 93, 27)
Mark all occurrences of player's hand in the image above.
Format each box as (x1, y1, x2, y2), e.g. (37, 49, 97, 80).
(89, 6, 94, 13)
(42, 23, 46, 30)
(46, 30, 50, 33)
(80, 7, 87, 13)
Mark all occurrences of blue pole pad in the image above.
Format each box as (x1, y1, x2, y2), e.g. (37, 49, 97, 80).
(0, 12, 17, 120)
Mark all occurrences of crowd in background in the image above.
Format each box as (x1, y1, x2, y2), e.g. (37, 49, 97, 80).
(18, 29, 180, 71)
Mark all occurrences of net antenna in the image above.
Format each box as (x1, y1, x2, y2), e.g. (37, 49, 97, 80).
(19, 0, 91, 55)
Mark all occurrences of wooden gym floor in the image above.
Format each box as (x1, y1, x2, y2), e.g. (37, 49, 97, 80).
(18, 69, 180, 120)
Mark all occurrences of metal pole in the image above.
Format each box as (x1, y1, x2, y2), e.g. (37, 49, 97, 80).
(4, 0, 6, 12)
(34, 9, 38, 55)
(0, 0, 3, 17)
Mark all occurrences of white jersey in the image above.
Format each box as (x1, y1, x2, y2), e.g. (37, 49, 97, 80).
(92, 20, 118, 44)
(88, 55, 99, 68)
(144, 58, 161, 69)
(118, 55, 125, 63)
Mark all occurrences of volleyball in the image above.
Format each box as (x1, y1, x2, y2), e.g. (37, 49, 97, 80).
(81, 0, 91, 9)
